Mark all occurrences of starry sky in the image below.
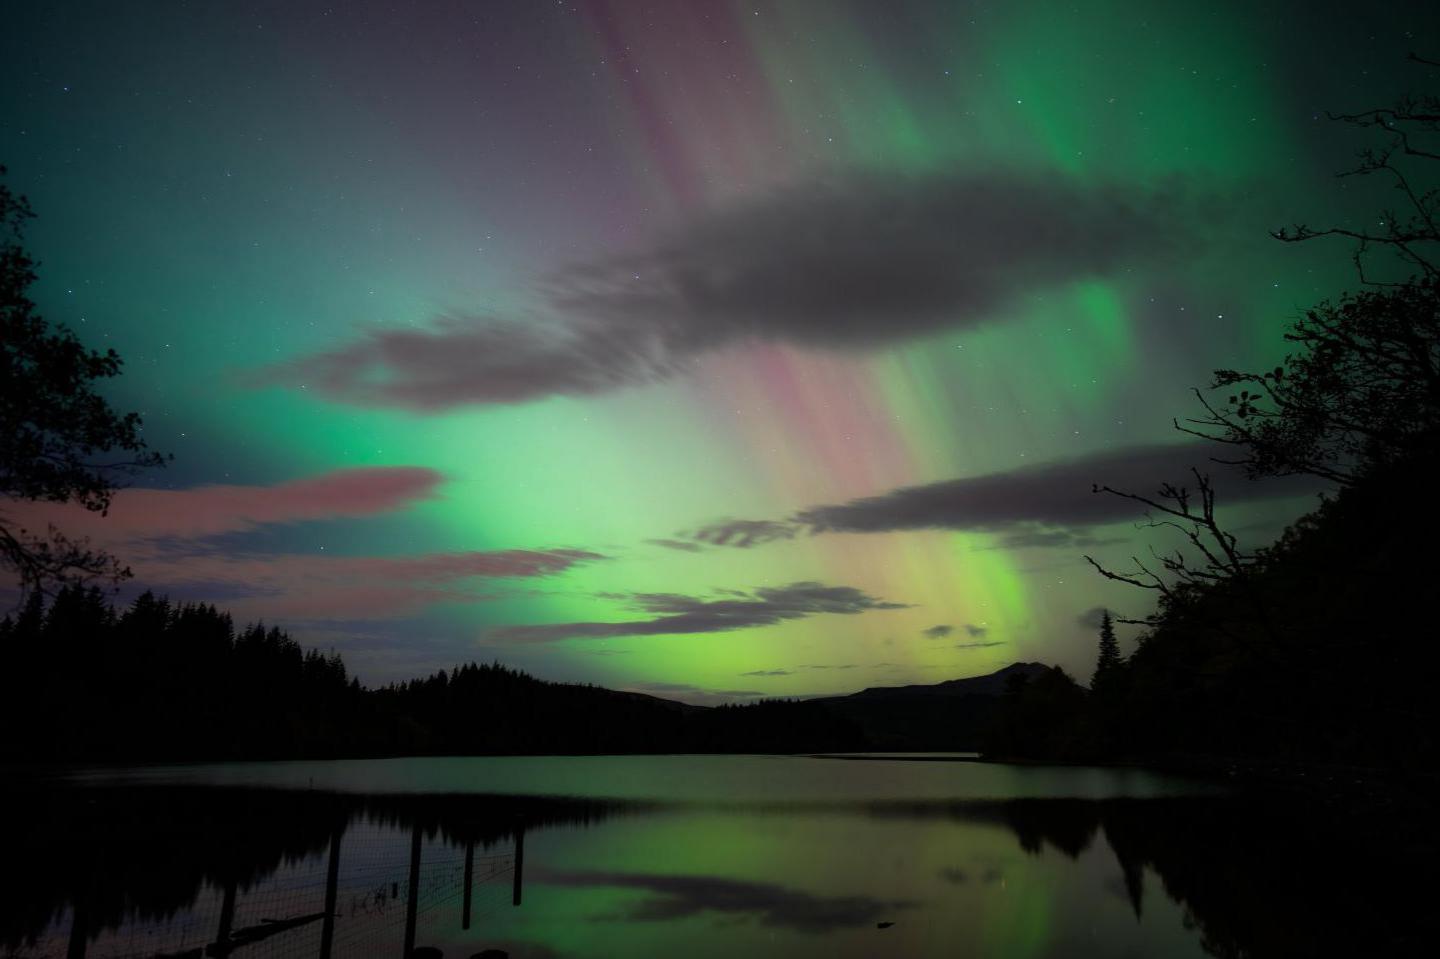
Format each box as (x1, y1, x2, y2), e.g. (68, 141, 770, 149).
(2, 1, 1434, 701)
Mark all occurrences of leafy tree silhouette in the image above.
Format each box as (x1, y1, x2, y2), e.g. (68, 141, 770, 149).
(978, 65, 1440, 770)
(1088, 60, 1438, 616)
(1182, 279, 1439, 485)
(1182, 58, 1439, 486)
(0, 166, 167, 597)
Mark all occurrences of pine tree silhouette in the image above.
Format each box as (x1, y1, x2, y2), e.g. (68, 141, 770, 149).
(1091, 610, 1122, 696)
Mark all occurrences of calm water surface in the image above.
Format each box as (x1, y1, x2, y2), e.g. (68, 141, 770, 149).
(3, 756, 1412, 958)
(60, 753, 1208, 802)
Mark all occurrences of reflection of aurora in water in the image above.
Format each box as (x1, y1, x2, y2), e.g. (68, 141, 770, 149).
(3, 789, 573, 959)
(4, 759, 1429, 957)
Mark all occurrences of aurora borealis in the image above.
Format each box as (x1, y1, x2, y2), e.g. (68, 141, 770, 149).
(2, 1, 1434, 700)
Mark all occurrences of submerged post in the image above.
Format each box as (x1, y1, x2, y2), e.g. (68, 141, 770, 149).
(461, 837, 475, 929)
(65, 899, 86, 959)
(403, 823, 422, 957)
(319, 822, 343, 959)
(511, 822, 526, 907)
(215, 877, 237, 953)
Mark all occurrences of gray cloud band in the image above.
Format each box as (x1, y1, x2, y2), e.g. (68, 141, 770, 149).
(678, 441, 1326, 550)
(792, 442, 1323, 535)
(258, 170, 1195, 409)
(490, 581, 906, 643)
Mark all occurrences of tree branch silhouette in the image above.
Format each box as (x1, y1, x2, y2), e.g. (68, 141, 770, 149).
(1179, 64, 1439, 488)
(1090, 60, 1438, 638)
(1, 166, 167, 597)
(1084, 470, 1261, 628)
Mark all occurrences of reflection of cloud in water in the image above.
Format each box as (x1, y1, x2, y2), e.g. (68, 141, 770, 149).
(10, 787, 1429, 956)
(536, 868, 916, 933)
(936, 865, 1003, 885)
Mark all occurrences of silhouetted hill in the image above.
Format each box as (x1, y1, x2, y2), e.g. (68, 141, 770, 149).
(838, 662, 1052, 700)
(808, 663, 1052, 751)
(609, 688, 708, 714)
(0, 589, 1038, 760)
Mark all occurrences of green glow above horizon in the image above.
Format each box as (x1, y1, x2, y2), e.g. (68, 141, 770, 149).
(0, 0, 1427, 696)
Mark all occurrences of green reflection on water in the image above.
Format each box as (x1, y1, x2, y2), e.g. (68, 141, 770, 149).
(10, 757, 1415, 958)
(443, 807, 1203, 959)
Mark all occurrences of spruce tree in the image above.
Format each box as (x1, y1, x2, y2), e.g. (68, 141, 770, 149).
(1092, 610, 1122, 695)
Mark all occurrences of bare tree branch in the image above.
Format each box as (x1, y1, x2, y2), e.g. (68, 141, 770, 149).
(1083, 470, 1264, 631)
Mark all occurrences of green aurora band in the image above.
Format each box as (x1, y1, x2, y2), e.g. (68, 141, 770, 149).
(0, 0, 1431, 696)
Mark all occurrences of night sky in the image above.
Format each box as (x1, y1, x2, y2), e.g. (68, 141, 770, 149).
(2, 1, 1434, 700)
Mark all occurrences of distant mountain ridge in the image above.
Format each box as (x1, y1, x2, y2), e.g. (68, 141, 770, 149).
(1, 587, 1055, 761)
(795, 662, 1054, 751)
(825, 662, 1053, 702)
(583, 661, 1053, 714)
(604, 662, 1055, 751)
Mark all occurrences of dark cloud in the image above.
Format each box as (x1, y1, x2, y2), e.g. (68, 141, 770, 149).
(923, 624, 954, 639)
(550, 170, 1189, 349)
(963, 624, 989, 638)
(629, 682, 762, 705)
(1077, 606, 1111, 629)
(794, 442, 1324, 536)
(742, 669, 794, 677)
(370, 548, 605, 580)
(252, 313, 675, 411)
(955, 641, 1005, 650)
(646, 537, 704, 553)
(489, 581, 907, 643)
(260, 171, 1193, 410)
(681, 443, 1324, 556)
(536, 869, 915, 933)
(986, 525, 1128, 551)
(690, 518, 799, 549)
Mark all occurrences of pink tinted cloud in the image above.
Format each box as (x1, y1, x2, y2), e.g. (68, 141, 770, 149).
(138, 548, 604, 620)
(1, 466, 601, 620)
(137, 548, 602, 593)
(3, 467, 444, 543)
